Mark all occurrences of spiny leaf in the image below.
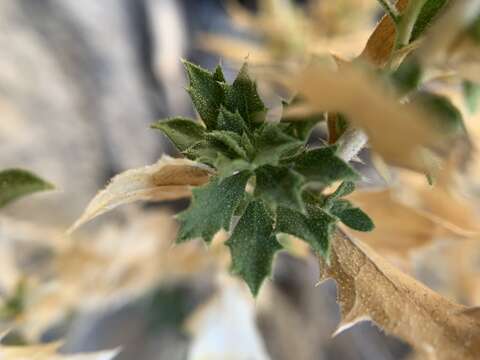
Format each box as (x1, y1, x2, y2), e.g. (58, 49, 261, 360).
(320, 230, 480, 360)
(281, 116, 322, 142)
(276, 204, 337, 258)
(212, 64, 226, 82)
(293, 147, 358, 187)
(411, 0, 449, 42)
(177, 171, 251, 244)
(183, 141, 219, 166)
(206, 131, 249, 159)
(216, 106, 248, 135)
(254, 165, 305, 212)
(151, 117, 205, 151)
(226, 200, 282, 296)
(214, 154, 253, 179)
(69, 156, 211, 233)
(223, 63, 267, 128)
(329, 199, 375, 232)
(0, 169, 53, 209)
(253, 123, 303, 166)
(183, 60, 224, 129)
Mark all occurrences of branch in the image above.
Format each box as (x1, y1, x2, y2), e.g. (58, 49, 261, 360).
(377, 0, 400, 24)
(395, 0, 428, 48)
(336, 128, 368, 163)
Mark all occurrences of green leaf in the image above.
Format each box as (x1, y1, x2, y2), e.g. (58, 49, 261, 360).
(281, 116, 323, 142)
(176, 171, 251, 244)
(329, 199, 374, 232)
(214, 154, 253, 179)
(213, 64, 226, 82)
(151, 117, 205, 151)
(254, 165, 305, 212)
(216, 106, 248, 135)
(462, 81, 480, 114)
(293, 146, 358, 187)
(183, 60, 224, 129)
(253, 124, 303, 167)
(327, 181, 356, 202)
(413, 92, 465, 135)
(223, 63, 267, 129)
(411, 0, 449, 42)
(276, 205, 337, 258)
(0, 169, 53, 209)
(391, 59, 422, 95)
(226, 200, 282, 296)
(280, 99, 324, 141)
(206, 131, 249, 159)
(468, 15, 480, 42)
(183, 141, 218, 166)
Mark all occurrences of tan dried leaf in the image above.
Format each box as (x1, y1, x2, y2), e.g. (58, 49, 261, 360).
(294, 63, 444, 172)
(360, 0, 409, 67)
(398, 170, 480, 235)
(345, 189, 461, 257)
(1, 211, 228, 340)
(412, 239, 480, 306)
(0, 341, 119, 360)
(320, 230, 480, 360)
(69, 156, 211, 232)
(416, 0, 480, 83)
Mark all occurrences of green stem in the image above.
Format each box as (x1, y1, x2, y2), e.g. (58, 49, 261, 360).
(377, 0, 400, 23)
(395, 0, 428, 48)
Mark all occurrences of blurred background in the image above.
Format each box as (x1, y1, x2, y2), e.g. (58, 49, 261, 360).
(0, 0, 445, 359)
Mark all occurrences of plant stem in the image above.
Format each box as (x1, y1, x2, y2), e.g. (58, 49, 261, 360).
(395, 0, 428, 48)
(336, 128, 368, 163)
(377, 0, 400, 23)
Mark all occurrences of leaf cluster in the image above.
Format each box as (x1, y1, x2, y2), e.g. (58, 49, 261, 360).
(153, 62, 373, 295)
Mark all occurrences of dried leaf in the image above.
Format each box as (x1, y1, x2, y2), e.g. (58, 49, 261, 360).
(346, 189, 461, 256)
(294, 64, 445, 172)
(0, 341, 119, 360)
(398, 170, 480, 234)
(320, 230, 480, 359)
(69, 156, 212, 232)
(1, 210, 227, 339)
(360, 0, 409, 67)
(416, 0, 480, 82)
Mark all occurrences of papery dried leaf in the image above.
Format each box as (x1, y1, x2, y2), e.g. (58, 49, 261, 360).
(417, 1, 480, 64)
(69, 156, 212, 232)
(0, 341, 119, 360)
(360, 0, 409, 67)
(412, 239, 480, 306)
(200, 34, 273, 65)
(1, 210, 228, 340)
(320, 230, 480, 359)
(398, 170, 480, 234)
(294, 64, 445, 172)
(346, 189, 463, 256)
